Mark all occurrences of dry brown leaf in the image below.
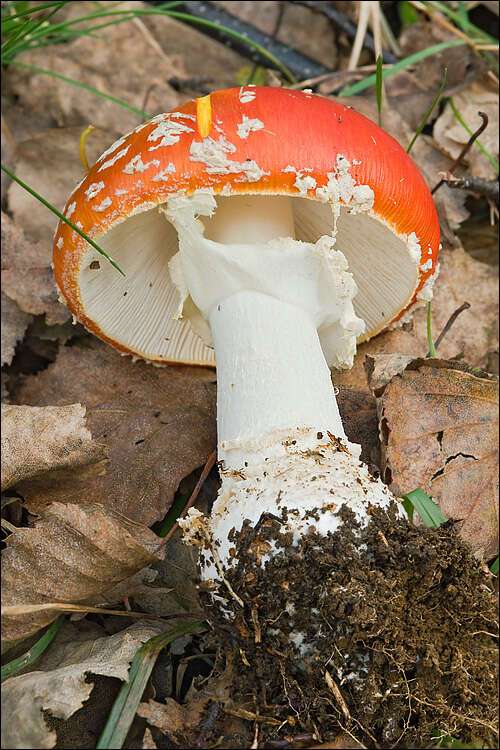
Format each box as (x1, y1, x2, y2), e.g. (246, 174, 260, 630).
(137, 695, 211, 740)
(215, 0, 337, 68)
(11, 339, 217, 525)
(412, 245, 499, 368)
(1, 502, 165, 646)
(334, 245, 499, 395)
(142, 728, 158, 749)
(388, 21, 480, 132)
(434, 80, 499, 180)
(6, 2, 183, 135)
(1, 212, 70, 325)
(1, 620, 167, 750)
(368, 357, 499, 559)
(1, 292, 32, 366)
(1, 403, 106, 491)
(7, 126, 118, 247)
(134, 529, 203, 618)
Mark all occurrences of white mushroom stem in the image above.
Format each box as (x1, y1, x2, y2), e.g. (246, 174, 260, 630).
(210, 291, 346, 471)
(168, 193, 402, 579)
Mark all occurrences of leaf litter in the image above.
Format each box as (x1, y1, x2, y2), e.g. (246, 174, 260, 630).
(1, 502, 166, 646)
(1, 620, 168, 750)
(1, 403, 106, 491)
(1, 1, 498, 748)
(10, 339, 217, 525)
(367, 356, 499, 559)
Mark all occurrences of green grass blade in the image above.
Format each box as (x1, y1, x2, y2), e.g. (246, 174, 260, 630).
(402, 488, 448, 528)
(158, 493, 189, 538)
(1, 615, 66, 682)
(375, 55, 383, 128)
(426, 302, 437, 357)
(407, 67, 447, 153)
(448, 98, 499, 172)
(2, 1, 67, 57)
(7, 61, 149, 118)
(339, 39, 465, 97)
(97, 621, 204, 750)
(490, 556, 499, 577)
(427, 0, 498, 44)
(1, 1, 64, 23)
(3, 5, 294, 82)
(398, 1, 420, 26)
(1, 165, 126, 277)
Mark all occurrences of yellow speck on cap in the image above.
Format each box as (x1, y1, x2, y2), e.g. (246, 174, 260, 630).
(196, 94, 212, 138)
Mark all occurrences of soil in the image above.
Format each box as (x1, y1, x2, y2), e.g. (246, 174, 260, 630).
(198, 504, 498, 749)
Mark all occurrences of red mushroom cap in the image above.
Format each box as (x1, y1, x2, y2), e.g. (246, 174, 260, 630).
(53, 86, 440, 365)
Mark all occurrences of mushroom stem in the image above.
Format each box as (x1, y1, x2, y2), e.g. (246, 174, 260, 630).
(210, 290, 345, 471)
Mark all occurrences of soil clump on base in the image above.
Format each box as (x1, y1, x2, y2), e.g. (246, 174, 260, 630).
(200, 504, 498, 749)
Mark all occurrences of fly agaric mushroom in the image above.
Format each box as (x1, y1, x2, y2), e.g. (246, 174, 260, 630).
(53, 88, 498, 749)
(53, 86, 439, 579)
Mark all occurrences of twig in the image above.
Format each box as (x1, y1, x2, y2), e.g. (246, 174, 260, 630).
(348, 1, 371, 70)
(289, 63, 392, 92)
(208, 536, 244, 608)
(440, 174, 499, 204)
(426, 302, 471, 357)
(432, 112, 489, 194)
(161, 449, 217, 545)
(294, 1, 397, 63)
(163, 1, 331, 80)
(324, 669, 351, 721)
(141, 83, 157, 118)
(409, 0, 492, 53)
(133, 15, 171, 64)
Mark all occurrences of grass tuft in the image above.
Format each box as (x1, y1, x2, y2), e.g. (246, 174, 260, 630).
(97, 621, 205, 750)
(1, 615, 66, 682)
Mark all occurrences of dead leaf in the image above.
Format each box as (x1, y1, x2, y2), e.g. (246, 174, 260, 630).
(388, 21, 481, 132)
(434, 80, 499, 180)
(1, 292, 32, 366)
(368, 357, 499, 559)
(1, 620, 166, 750)
(10, 339, 217, 525)
(142, 728, 158, 749)
(7, 126, 118, 247)
(412, 245, 499, 368)
(333, 244, 499, 396)
(1, 502, 165, 646)
(6, 1, 183, 135)
(1, 403, 106, 491)
(1, 212, 70, 325)
(216, 0, 337, 68)
(137, 695, 211, 740)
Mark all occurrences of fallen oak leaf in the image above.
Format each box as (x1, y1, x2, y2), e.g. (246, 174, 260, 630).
(5, 1, 183, 136)
(0, 620, 168, 750)
(1, 292, 33, 367)
(1, 211, 69, 326)
(1, 502, 165, 647)
(367, 356, 499, 558)
(1, 403, 106, 491)
(433, 81, 499, 180)
(10, 338, 217, 525)
(7, 126, 120, 247)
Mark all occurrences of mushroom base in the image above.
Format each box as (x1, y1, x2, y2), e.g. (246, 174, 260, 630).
(199, 505, 498, 749)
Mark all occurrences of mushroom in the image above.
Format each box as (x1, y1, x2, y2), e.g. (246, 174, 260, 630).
(54, 84, 440, 616)
(53, 87, 499, 749)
